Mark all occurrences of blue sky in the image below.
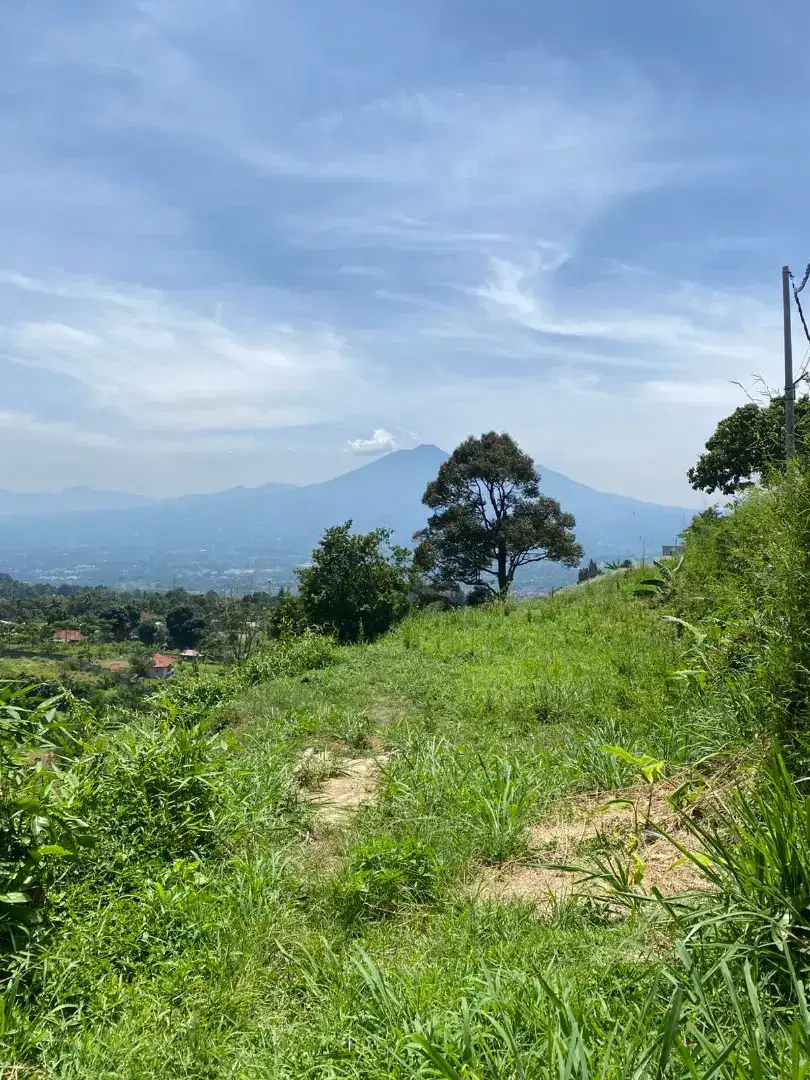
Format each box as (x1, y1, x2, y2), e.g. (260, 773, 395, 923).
(1, 0, 808, 506)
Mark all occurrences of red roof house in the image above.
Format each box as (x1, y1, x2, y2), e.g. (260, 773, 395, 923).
(55, 628, 86, 643)
(148, 652, 176, 679)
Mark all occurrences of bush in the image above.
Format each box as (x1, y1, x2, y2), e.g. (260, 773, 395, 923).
(0, 687, 94, 962)
(297, 521, 412, 643)
(333, 835, 440, 925)
(673, 465, 810, 735)
(81, 717, 226, 863)
(267, 593, 309, 639)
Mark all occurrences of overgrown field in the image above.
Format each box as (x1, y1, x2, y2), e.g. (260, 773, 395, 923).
(5, 471, 810, 1076)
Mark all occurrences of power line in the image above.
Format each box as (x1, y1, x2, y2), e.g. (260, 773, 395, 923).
(790, 264, 810, 349)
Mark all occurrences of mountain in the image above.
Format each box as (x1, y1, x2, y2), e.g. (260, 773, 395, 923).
(0, 446, 694, 589)
(0, 486, 158, 516)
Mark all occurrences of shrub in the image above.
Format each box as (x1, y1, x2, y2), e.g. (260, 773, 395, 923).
(81, 717, 226, 863)
(0, 687, 94, 961)
(473, 756, 539, 864)
(333, 835, 440, 925)
(671, 752, 810, 973)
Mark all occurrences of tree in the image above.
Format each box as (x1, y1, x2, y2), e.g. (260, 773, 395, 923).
(577, 559, 602, 584)
(166, 604, 207, 650)
(209, 597, 265, 663)
(136, 619, 162, 646)
(688, 395, 810, 495)
(128, 646, 155, 679)
(268, 593, 309, 639)
(297, 521, 411, 644)
(98, 602, 140, 642)
(413, 432, 582, 597)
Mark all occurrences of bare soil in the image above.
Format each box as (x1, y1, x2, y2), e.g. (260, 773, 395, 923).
(471, 778, 711, 907)
(302, 753, 388, 826)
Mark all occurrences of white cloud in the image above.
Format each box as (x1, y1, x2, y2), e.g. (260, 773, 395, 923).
(345, 429, 399, 456)
(0, 274, 370, 434)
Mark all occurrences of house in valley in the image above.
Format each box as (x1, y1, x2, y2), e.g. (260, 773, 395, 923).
(55, 628, 86, 643)
(148, 652, 176, 679)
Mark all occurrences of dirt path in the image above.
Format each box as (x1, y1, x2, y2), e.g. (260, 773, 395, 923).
(301, 753, 388, 827)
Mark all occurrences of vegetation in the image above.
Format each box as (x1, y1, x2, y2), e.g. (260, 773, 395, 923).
(296, 521, 412, 643)
(688, 392, 810, 494)
(414, 431, 582, 596)
(6, 442, 810, 1074)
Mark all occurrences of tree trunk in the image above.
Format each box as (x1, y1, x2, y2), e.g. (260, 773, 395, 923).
(496, 536, 508, 595)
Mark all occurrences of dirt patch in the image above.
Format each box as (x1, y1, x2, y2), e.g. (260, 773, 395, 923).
(303, 753, 388, 826)
(472, 778, 711, 906)
(98, 659, 130, 674)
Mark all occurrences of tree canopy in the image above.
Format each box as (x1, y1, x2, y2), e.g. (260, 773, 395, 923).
(166, 604, 208, 649)
(688, 395, 810, 495)
(297, 521, 411, 643)
(413, 432, 582, 597)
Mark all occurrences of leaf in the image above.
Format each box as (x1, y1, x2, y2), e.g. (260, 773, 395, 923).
(598, 745, 642, 767)
(31, 844, 74, 858)
(0, 892, 29, 905)
(598, 798, 635, 813)
(638, 755, 665, 784)
(598, 745, 663, 783)
(409, 1034, 465, 1080)
(657, 987, 684, 1079)
(662, 616, 707, 646)
(630, 851, 646, 884)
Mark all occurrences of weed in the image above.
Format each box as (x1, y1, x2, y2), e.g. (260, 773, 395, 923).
(333, 834, 440, 925)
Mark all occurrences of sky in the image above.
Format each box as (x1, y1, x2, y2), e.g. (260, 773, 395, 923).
(1, 0, 809, 507)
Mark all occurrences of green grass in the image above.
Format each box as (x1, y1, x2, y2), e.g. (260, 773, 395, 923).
(0, 551, 804, 1078)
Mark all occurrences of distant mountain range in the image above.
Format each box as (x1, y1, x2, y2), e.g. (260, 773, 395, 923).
(0, 446, 694, 590)
(0, 486, 159, 515)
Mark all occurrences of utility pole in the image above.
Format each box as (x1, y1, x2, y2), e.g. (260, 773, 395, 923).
(783, 265, 796, 459)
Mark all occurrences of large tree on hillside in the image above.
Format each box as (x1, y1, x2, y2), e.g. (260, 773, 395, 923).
(688, 395, 810, 495)
(413, 432, 582, 597)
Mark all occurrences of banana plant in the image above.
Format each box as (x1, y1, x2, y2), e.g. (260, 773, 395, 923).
(633, 556, 684, 599)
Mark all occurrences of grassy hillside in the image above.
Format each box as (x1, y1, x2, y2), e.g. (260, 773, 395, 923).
(4, 472, 810, 1076)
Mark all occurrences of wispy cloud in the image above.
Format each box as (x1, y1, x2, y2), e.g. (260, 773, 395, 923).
(1, 274, 368, 434)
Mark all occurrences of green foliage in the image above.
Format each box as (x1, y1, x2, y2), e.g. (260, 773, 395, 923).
(267, 592, 309, 638)
(81, 716, 226, 863)
(7, 470, 810, 1076)
(135, 619, 161, 646)
(633, 555, 683, 600)
(473, 756, 539, 864)
(97, 602, 140, 643)
(0, 687, 93, 960)
(297, 521, 412, 643)
(688, 393, 810, 494)
(334, 834, 440, 925)
(127, 646, 154, 679)
(673, 466, 810, 733)
(577, 558, 602, 583)
(670, 753, 810, 971)
(166, 604, 208, 649)
(414, 431, 582, 597)
(599, 744, 664, 784)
